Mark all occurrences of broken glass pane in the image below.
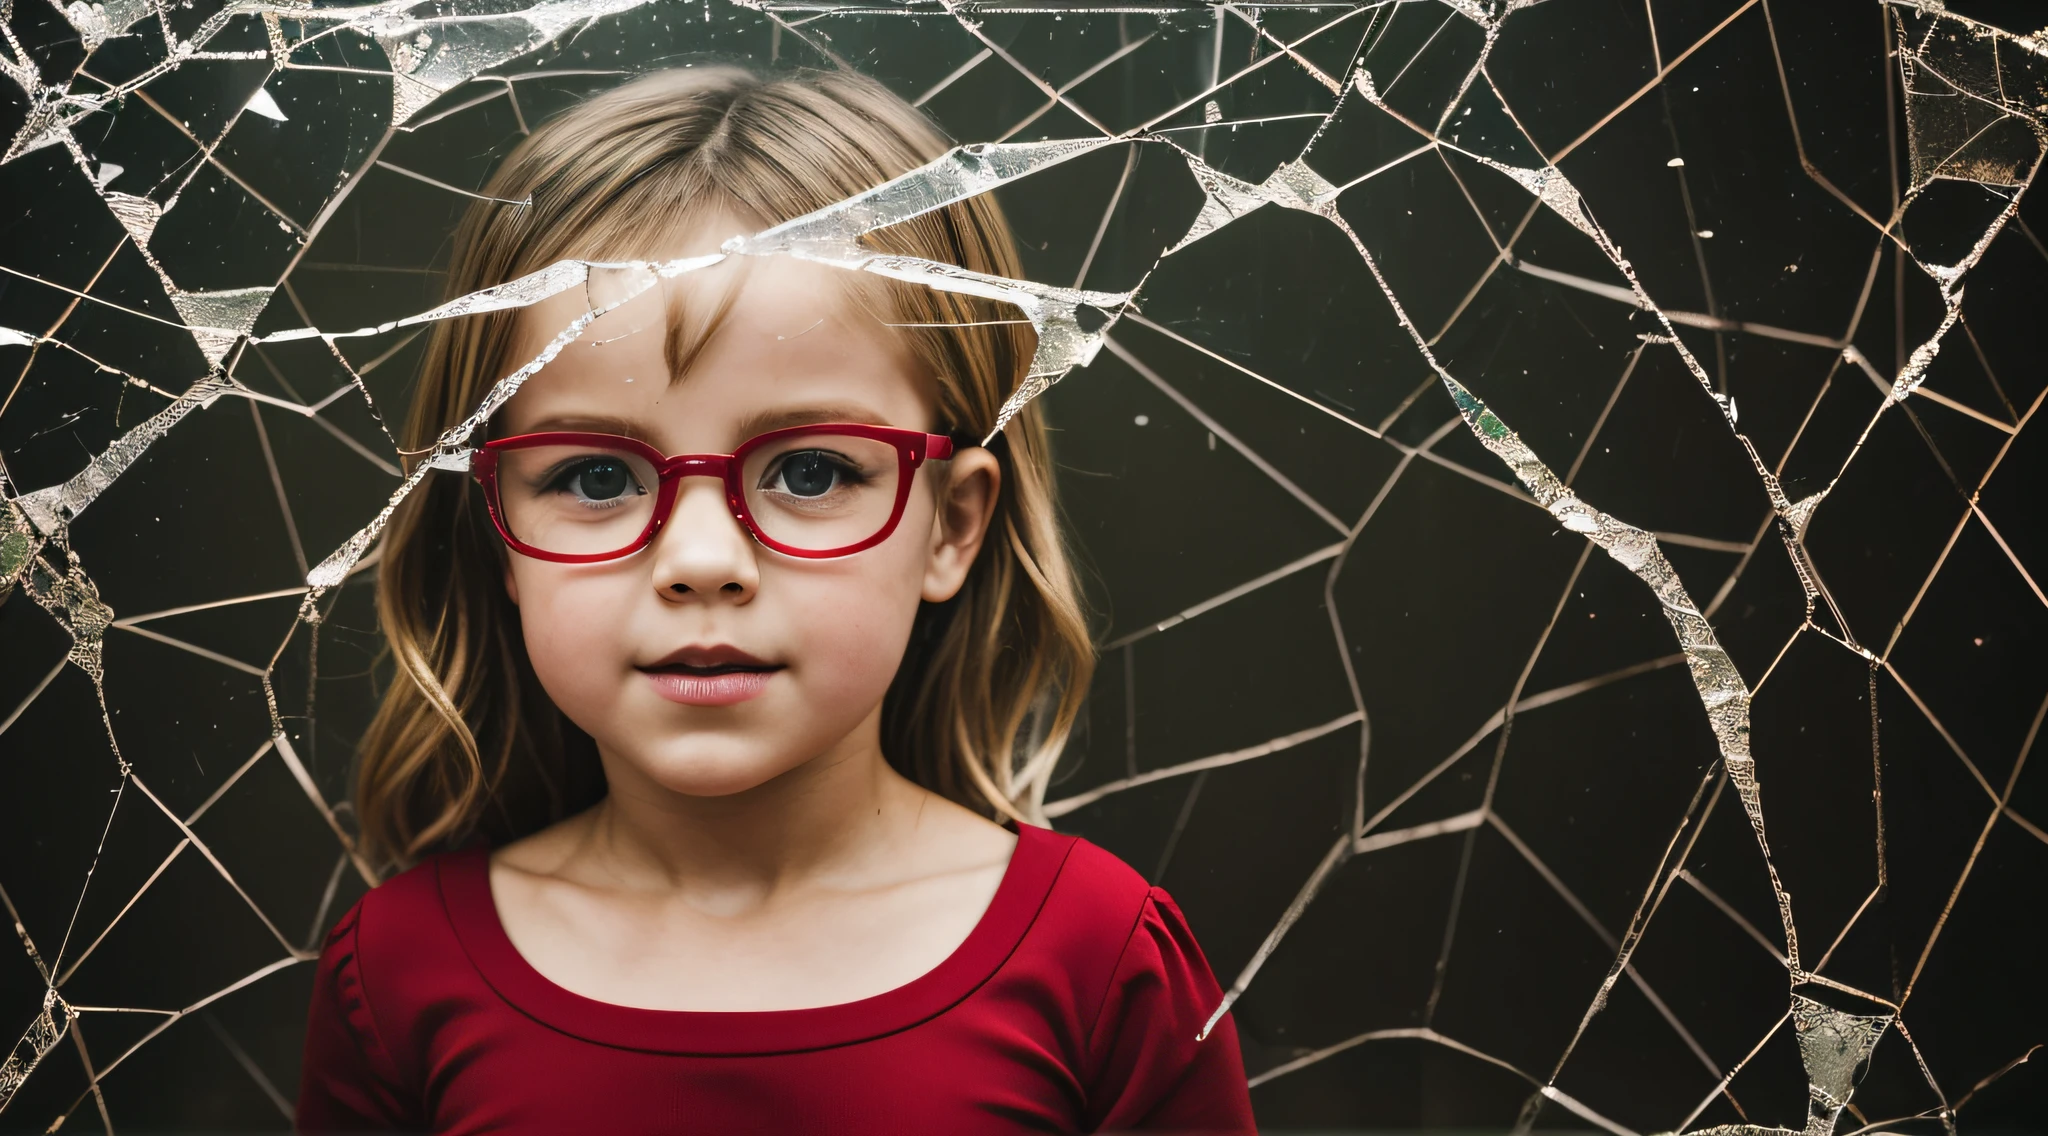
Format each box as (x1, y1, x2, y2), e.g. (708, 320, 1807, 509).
(1, 0, 2044, 1128)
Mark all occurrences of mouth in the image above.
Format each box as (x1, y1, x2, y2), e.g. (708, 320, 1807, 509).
(638, 647, 783, 707)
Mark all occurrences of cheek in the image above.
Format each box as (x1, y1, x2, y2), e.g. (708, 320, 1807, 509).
(508, 563, 636, 704)
(778, 524, 932, 695)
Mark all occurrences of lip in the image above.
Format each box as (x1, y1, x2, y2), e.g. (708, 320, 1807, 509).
(644, 644, 777, 670)
(638, 645, 781, 707)
(642, 668, 775, 706)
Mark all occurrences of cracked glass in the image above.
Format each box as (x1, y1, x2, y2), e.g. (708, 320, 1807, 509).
(2, 0, 2045, 1129)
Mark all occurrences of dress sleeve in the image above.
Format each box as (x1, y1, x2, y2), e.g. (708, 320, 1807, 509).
(1083, 887, 1257, 1134)
(295, 900, 419, 1132)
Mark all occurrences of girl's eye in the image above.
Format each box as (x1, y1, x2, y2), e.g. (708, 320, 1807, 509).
(553, 457, 644, 503)
(768, 451, 857, 497)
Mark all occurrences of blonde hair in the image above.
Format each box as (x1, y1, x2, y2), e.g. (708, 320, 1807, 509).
(355, 66, 1095, 873)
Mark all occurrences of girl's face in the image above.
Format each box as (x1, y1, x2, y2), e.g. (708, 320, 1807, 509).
(494, 247, 998, 801)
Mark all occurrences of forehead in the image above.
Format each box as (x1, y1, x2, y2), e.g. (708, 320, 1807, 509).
(498, 250, 934, 447)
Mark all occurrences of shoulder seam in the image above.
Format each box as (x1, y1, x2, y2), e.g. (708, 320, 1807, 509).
(1079, 875, 1160, 1060)
(346, 881, 420, 1099)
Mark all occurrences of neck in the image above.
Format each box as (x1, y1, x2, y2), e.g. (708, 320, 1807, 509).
(579, 709, 932, 895)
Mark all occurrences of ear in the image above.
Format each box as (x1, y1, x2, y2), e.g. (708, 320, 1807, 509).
(922, 446, 1001, 604)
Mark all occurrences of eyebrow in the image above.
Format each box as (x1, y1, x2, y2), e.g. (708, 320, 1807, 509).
(515, 403, 910, 451)
(513, 414, 660, 443)
(731, 403, 907, 441)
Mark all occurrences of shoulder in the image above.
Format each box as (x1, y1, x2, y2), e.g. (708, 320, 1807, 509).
(332, 849, 464, 935)
(1015, 827, 1248, 1126)
(1018, 824, 1177, 978)
(318, 847, 480, 992)
(1032, 826, 1212, 967)
(1030, 824, 1154, 928)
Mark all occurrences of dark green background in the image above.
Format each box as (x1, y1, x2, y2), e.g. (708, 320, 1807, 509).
(1, 0, 2044, 1130)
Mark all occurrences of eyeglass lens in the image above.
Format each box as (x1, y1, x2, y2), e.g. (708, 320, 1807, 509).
(492, 432, 907, 557)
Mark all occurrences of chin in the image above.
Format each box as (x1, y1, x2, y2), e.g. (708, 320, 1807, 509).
(632, 746, 808, 799)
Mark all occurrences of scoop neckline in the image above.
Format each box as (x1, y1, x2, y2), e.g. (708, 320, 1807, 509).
(437, 821, 1073, 1055)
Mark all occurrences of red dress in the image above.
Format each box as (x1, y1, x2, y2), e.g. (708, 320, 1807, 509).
(296, 823, 1257, 1133)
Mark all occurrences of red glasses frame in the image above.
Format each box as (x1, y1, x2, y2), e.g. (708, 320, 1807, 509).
(470, 423, 955, 562)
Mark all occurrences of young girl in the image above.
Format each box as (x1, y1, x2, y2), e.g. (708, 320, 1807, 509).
(296, 66, 1255, 1133)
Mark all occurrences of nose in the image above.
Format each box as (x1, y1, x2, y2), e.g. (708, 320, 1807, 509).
(648, 478, 760, 603)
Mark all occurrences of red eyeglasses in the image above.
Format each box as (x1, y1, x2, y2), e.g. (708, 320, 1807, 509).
(469, 423, 955, 562)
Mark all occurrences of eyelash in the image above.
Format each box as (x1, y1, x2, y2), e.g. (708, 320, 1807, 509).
(542, 460, 641, 508)
(528, 448, 874, 506)
(761, 451, 868, 489)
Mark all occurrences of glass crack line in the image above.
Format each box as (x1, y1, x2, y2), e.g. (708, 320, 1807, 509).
(12, 379, 234, 539)
(0, 992, 70, 1117)
(52, 741, 283, 990)
(1513, 261, 1846, 350)
(1247, 1024, 1539, 1091)
(1101, 337, 1349, 533)
(109, 586, 312, 628)
(202, 1013, 295, 1121)
(1678, 868, 1787, 965)
(108, 623, 267, 677)
(1840, 345, 2018, 436)
(1101, 541, 1345, 650)
(1197, 804, 1505, 1045)
(1119, 312, 1384, 438)
(1487, 809, 1730, 1090)
(126, 776, 314, 961)
(1351, 26, 2043, 655)
(1199, 651, 1694, 1039)
(1440, 375, 1914, 1135)
(3, 0, 2040, 1123)
(48, 955, 305, 1124)
(1444, 374, 1792, 942)
(1043, 711, 1363, 817)
(991, 30, 1158, 144)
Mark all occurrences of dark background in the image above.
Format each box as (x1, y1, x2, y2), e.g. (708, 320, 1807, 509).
(1, 0, 2043, 1130)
